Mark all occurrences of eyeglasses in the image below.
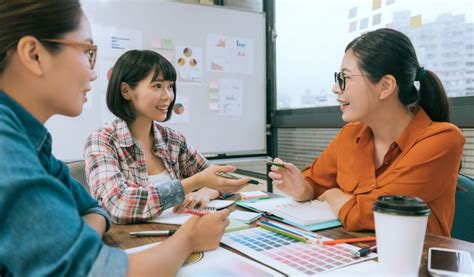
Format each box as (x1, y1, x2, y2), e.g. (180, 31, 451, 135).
(334, 71, 369, 91)
(40, 38, 97, 69)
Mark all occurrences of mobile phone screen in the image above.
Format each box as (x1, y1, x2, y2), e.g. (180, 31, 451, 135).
(431, 249, 472, 274)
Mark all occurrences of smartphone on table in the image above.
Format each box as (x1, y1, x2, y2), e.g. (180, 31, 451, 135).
(216, 172, 260, 185)
(428, 247, 473, 276)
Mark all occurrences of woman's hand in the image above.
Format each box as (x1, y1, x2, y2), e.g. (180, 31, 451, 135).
(182, 165, 250, 193)
(178, 209, 230, 252)
(268, 158, 314, 201)
(172, 188, 219, 213)
(317, 188, 353, 217)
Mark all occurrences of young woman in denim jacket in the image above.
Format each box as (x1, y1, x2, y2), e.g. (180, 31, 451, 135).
(0, 1, 244, 275)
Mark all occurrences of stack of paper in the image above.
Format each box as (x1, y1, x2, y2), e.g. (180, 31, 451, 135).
(125, 243, 281, 276)
(147, 200, 235, 225)
(205, 200, 234, 210)
(239, 191, 268, 200)
(229, 210, 262, 224)
(225, 219, 250, 233)
(239, 197, 341, 229)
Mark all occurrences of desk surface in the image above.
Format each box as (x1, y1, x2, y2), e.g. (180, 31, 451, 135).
(103, 205, 474, 276)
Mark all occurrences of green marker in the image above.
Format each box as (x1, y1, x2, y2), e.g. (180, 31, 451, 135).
(258, 224, 308, 244)
(266, 160, 285, 168)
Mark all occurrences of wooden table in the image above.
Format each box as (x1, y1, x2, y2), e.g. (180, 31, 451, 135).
(103, 205, 474, 276)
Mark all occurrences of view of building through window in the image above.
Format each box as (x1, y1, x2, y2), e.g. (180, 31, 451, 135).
(276, 0, 474, 110)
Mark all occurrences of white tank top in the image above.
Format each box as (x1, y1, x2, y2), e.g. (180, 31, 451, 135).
(148, 170, 173, 186)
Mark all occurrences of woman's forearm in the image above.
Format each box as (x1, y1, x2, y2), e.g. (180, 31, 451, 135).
(83, 213, 107, 236)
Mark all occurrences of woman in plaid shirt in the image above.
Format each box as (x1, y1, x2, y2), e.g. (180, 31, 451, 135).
(84, 50, 249, 224)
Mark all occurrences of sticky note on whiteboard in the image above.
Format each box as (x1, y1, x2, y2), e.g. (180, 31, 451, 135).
(410, 15, 422, 29)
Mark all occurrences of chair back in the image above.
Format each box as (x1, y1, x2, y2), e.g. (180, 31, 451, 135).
(66, 160, 89, 193)
(452, 174, 474, 242)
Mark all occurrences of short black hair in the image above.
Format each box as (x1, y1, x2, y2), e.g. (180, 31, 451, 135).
(106, 50, 177, 123)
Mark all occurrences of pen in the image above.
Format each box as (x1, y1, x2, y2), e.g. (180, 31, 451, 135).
(262, 220, 319, 239)
(259, 220, 317, 242)
(262, 211, 284, 221)
(130, 230, 176, 237)
(266, 160, 286, 168)
(216, 172, 260, 185)
(257, 222, 309, 244)
(352, 245, 377, 258)
(183, 208, 210, 216)
(259, 221, 305, 238)
(322, 236, 377, 245)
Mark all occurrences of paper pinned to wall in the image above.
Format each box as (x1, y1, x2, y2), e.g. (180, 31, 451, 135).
(151, 38, 174, 50)
(176, 46, 203, 83)
(231, 37, 254, 74)
(219, 79, 243, 116)
(167, 96, 190, 124)
(207, 34, 254, 74)
(100, 28, 142, 59)
(207, 34, 231, 72)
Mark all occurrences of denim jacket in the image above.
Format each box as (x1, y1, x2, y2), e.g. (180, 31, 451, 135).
(0, 91, 128, 276)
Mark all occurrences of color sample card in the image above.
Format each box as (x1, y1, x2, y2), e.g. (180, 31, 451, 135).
(222, 228, 377, 275)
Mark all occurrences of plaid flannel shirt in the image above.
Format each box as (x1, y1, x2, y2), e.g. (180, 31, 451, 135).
(84, 118, 209, 224)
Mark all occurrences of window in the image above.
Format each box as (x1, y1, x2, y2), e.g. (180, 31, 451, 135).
(275, 0, 474, 110)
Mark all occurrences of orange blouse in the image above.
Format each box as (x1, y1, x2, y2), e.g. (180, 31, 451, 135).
(302, 108, 465, 236)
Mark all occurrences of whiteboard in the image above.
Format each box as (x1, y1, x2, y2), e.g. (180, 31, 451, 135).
(46, 0, 266, 161)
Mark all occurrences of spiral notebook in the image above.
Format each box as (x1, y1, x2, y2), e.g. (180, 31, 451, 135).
(237, 197, 341, 231)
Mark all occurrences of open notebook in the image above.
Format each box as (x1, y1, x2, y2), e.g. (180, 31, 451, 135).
(238, 197, 341, 230)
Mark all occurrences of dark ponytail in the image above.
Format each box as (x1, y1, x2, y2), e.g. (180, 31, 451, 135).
(346, 28, 450, 122)
(0, 0, 82, 74)
(417, 70, 450, 122)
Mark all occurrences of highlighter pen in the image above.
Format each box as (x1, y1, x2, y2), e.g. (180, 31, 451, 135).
(322, 236, 377, 246)
(266, 160, 286, 168)
(257, 222, 308, 244)
(130, 230, 176, 237)
(352, 245, 377, 258)
(183, 208, 210, 216)
(216, 172, 260, 185)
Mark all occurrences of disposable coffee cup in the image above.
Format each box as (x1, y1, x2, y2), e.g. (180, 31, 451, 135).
(373, 195, 430, 276)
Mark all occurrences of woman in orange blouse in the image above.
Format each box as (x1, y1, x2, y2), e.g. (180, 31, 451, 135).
(269, 28, 465, 237)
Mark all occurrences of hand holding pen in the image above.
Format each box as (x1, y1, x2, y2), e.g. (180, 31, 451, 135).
(267, 158, 310, 201)
(193, 165, 250, 192)
(183, 208, 215, 216)
(215, 171, 260, 185)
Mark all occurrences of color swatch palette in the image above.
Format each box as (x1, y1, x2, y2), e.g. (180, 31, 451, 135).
(221, 228, 377, 275)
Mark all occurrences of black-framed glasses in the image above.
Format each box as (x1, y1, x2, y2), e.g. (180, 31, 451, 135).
(40, 38, 97, 69)
(334, 71, 369, 91)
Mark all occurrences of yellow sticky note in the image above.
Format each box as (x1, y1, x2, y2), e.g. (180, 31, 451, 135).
(372, 0, 381, 10)
(410, 14, 422, 29)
